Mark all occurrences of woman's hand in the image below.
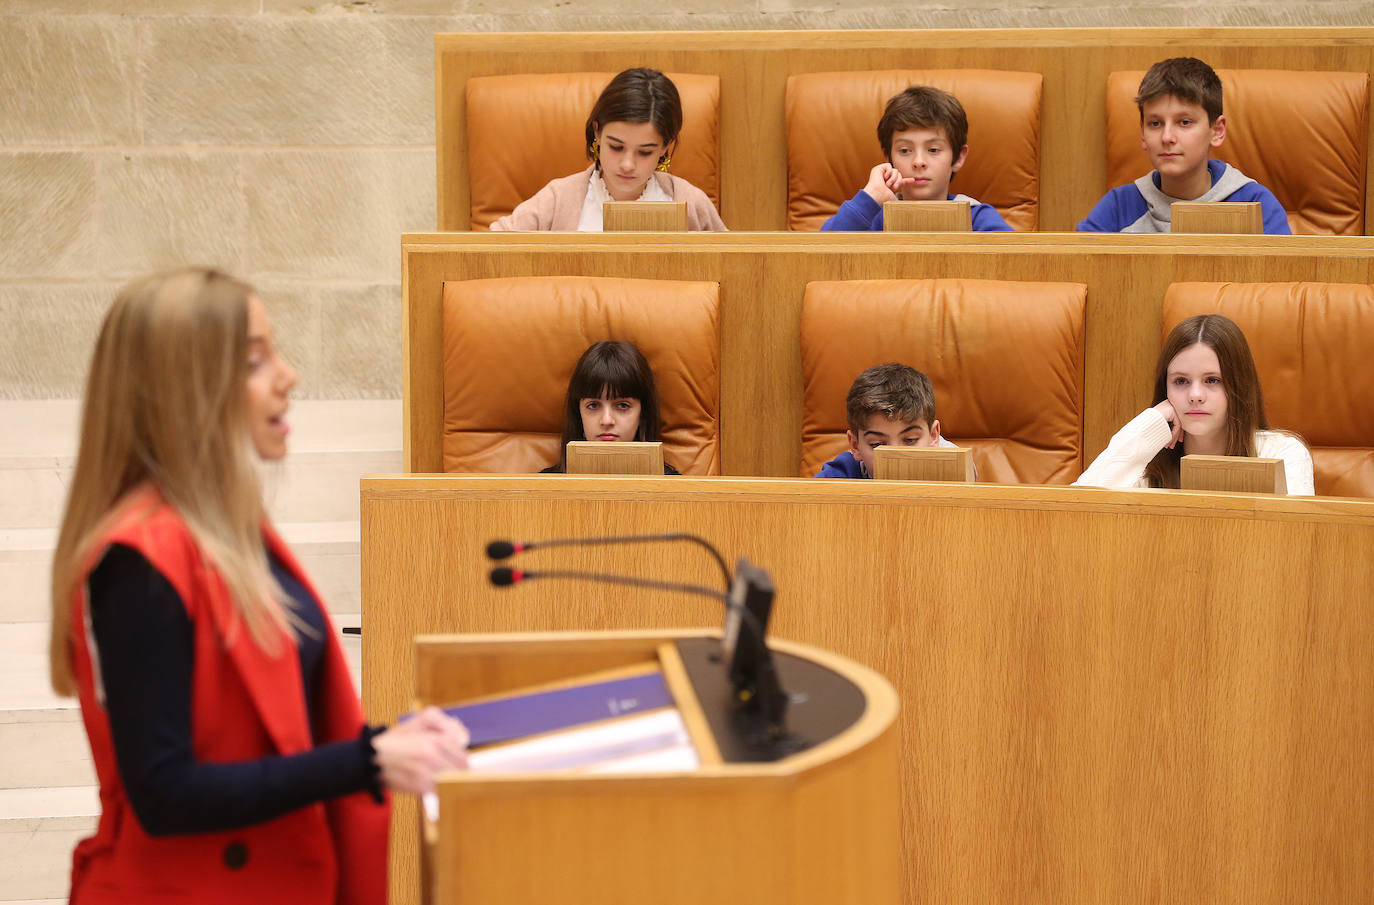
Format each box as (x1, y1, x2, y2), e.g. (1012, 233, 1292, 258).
(861, 163, 912, 204)
(371, 707, 471, 795)
(1153, 399, 1184, 449)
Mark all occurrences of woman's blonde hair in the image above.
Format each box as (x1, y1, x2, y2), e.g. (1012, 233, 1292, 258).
(50, 268, 288, 696)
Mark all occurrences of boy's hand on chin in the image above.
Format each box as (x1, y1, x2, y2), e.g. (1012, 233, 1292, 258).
(862, 163, 902, 204)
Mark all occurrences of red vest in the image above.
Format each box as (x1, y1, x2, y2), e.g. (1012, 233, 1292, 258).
(67, 486, 390, 905)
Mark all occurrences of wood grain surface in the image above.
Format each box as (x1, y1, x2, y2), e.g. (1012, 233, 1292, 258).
(363, 475, 1374, 905)
(411, 630, 900, 905)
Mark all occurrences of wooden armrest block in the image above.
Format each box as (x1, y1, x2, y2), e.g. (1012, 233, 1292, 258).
(565, 441, 665, 475)
(882, 200, 972, 232)
(602, 201, 689, 231)
(1180, 454, 1286, 494)
(872, 446, 975, 482)
(1170, 202, 1263, 235)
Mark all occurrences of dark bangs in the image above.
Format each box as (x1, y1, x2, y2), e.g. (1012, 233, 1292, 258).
(557, 340, 664, 466)
(568, 342, 653, 403)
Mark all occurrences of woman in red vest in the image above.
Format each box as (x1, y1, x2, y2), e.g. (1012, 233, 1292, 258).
(48, 268, 469, 905)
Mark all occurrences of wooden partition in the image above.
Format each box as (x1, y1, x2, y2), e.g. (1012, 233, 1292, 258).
(361, 474, 1374, 905)
(436, 28, 1374, 232)
(402, 231, 1374, 477)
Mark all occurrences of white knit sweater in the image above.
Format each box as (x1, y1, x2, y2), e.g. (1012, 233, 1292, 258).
(1074, 408, 1314, 496)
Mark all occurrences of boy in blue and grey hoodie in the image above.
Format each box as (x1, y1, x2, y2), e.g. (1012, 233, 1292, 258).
(1077, 57, 1290, 234)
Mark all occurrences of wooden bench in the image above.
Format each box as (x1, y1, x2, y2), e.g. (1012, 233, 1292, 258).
(436, 28, 1374, 233)
(402, 231, 1374, 488)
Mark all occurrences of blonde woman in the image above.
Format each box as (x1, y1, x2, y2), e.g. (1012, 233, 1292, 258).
(50, 269, 469, 905)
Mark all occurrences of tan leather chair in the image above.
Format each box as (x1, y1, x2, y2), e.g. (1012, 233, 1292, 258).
(1163, 282, 1374, 497)
(466, 72, 721, 230)
(1104, 70, 1370, 235)
(785, 70, 1042, 232)
(441, 276, 721, 474)
(800, 279, 1086, 482)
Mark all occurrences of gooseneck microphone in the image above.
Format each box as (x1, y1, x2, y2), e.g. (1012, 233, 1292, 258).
(485, 541, 524, 560)
(485, 532, 790, 737)
(486, 533, 732, 589)
(488, 566, 729, 603)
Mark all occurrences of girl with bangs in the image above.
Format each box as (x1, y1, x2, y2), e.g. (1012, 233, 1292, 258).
(1075, 313, 1313, 494)
(50, 268, 469, 905)
(543, 340, 680, 474)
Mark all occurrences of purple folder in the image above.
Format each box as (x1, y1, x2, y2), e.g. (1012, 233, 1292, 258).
(448, 671, 673, 748)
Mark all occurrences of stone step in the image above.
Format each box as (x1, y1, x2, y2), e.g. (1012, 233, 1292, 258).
(0, 402, 383, 902)
(1, 520, 361, 624)
(0, 612, 361, 903)
(0, 401, 400, 460)
(0, 448, 401, 531)
(0, 399, 402, 530)
(0, 613, 362, 790)
(0, 785, 97, 902)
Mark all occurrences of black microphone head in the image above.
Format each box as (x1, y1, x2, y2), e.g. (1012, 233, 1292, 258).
(489, 567, 524, 587)
(486, 540, 517, 560)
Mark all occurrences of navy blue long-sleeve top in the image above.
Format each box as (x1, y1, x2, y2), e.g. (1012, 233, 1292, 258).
(88, 543, 380, 837)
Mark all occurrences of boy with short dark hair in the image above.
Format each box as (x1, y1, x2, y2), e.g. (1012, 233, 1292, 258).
(1077, 57, 1290, 234)
(815, 363, 961, 478)
(821, 86, 1013, 232)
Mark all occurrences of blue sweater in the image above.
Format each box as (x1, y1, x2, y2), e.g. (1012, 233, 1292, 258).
(821, 190, 1013, 232)
(1077, 160, 1291, 234)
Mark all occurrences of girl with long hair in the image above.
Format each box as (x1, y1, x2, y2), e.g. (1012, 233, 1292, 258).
(542, 340, 679, 474)
(491, 67, 726, 232)
(1075, 313, 1313, 494)
(50, 269, 469, 905)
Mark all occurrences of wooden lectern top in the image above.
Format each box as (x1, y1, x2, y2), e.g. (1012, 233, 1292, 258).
(413, 630, 900, 905)
(1180, 453, 1287, 494)
(1171, 201, 1264, 234)
(602, 200, 690, 231)
(872, 445, 975, 482)
(883, 199, 972, 231)
(564, 440, 664, 475)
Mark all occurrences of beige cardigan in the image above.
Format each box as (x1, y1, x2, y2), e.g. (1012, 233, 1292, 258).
(490, 166, 727, 232)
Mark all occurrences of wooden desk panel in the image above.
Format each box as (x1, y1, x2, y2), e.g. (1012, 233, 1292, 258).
(362, 475, 1374, 905)
(436, 28, 1374, 233)
(403, 233, 1374, 478)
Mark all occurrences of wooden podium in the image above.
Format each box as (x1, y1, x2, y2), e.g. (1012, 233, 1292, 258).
(411, 630, 900, 905)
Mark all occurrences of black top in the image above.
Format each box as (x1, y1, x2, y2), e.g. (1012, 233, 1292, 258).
(88, 543, 380, 837)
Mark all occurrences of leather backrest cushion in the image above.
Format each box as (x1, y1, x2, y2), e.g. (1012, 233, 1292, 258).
(467, 72, 721, 229)
(1105, 70, 1369, 235)
(442, 276, 721, 474)
(1163, 281, 1374, 497)
(800, 278, 1086, 483)
(785, 69, 1042, 231)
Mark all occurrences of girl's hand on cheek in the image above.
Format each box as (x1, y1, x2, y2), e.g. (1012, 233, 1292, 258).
(1154, 399, 1184, 448)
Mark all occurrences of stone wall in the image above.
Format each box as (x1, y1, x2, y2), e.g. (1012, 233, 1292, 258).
(2, 2, 1367, 398)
